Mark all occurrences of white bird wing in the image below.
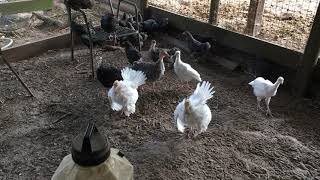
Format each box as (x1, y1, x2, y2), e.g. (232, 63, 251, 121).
(249, 77, 273, 97)
(175, 61, 201, 81)
(107, 86, 123, 111)
(174, 100, 187, 133)
(189, 81, 215, 106)
(121, 67, 146, 89)
(121, 86, 139, 116)
(194, 105, 212, 133)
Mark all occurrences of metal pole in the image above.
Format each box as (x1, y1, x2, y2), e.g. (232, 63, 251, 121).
(65, 2, 75, 62)
(79, 9, 95, 79)
(108, 0, 114, 15)
(118, 0, 141, 51)
(0, 49, 34, 97)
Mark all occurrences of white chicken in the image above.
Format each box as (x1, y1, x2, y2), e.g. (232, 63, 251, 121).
(248, 76, 284, 117)
(174, 81, 215, 137)
(173, 51, 202, 86)
(107, 67, 146, 117)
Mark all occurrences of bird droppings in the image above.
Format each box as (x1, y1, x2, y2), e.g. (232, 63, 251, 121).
(0, 37, 320, 179)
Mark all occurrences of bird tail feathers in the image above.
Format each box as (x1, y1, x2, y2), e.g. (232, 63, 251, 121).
(190, 81, 215, 105)
(121, 67, 146, 89)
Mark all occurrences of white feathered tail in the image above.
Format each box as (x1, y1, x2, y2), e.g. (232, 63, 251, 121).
(121, 67, 146, 89)
(189, 81, 215, 105)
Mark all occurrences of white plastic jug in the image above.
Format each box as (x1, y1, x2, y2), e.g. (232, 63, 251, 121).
(51, 123, 133, 180)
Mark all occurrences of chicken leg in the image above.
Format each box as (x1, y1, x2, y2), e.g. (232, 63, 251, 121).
(265, 97, 273, 117)
(256, 97, 263, 111)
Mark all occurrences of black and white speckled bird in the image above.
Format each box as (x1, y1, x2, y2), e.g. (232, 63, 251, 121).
(183, 31, 211, 56)
(123, 41, 142, 64)
(132, 49, 169, 89)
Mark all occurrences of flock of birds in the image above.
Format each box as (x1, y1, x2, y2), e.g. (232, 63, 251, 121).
(67, 2, 285, 137)
(96, 37, 284, 138)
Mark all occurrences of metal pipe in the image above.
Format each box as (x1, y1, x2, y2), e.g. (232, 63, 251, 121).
(116, 0, 121, 18)
(117, 0, 141, 50)
(79, 9, 95, 79)
(108, 0, 114, 15)
(0, 49, 34, 97)
(66, 5, 75, 61)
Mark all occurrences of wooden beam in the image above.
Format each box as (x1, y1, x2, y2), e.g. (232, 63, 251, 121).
(208, 0, 220, 25)
(244, 0, 266, 36)
(1, 32, 75, 64)
(138, 0, 149, 17)
(149, 6, 301, 69)
(294, 3, 320, 96)
(0, 0, 53, 15)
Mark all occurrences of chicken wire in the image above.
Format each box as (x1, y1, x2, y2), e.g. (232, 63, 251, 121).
(148, 0, 319, 52)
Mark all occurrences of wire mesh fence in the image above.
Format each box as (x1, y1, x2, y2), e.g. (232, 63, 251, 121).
(148, 0, 319, 52)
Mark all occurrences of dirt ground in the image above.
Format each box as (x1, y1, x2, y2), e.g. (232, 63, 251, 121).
(0, 36, 320, 179)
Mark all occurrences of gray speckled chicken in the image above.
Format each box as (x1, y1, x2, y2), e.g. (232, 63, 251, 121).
(132, 49, 169, 89)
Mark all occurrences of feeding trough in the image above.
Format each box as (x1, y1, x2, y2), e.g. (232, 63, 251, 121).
(52, 122, 134, 180)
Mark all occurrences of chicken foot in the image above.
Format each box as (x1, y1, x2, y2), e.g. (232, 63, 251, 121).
(265, 97, 273, 117)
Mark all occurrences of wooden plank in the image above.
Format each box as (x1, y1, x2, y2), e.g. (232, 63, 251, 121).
(294, 3, 320, 96)
(165, 35, 191, 53)
(139, 0, 149, 17)
(209, 56, 240, 70)
(0, 0, 53, 15)
(1, 32, 74, 64)
(244, 0, 266, 36)
(149, 6, 301, 69)
(208, 0, 220, 25)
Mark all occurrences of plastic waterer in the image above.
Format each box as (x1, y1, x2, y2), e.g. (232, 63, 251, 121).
(52, 122, 133, 180)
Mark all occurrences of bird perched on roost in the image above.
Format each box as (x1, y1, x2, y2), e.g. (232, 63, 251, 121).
(174, 81, 215, 138)
(108, 67, 146, 117)
(173, 51, 202, 87)
(248, 76, 284, 117)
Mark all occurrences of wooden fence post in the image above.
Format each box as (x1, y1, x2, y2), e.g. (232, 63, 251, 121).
(208, 0, 220, 25)
(294, 3, 320, 97)
(244, 0, 265, 36)
(139, 0, 149, 18)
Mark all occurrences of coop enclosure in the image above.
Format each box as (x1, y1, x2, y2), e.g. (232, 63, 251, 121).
(148, 0, 318, 52)
(1, 0, 320, 96)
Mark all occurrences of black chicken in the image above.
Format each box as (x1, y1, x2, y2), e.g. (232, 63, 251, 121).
(65, 0, 92, 10)
(119, 13, 129, 27)
(183, 31, 211, 55)
(141, 18, 169, 33)
(96, 60, 123, 88)
(101, 13, 118, 33)
(132, 49, 169, 89)
(123, 41, 142, 64)
(71, 21, 105, 47)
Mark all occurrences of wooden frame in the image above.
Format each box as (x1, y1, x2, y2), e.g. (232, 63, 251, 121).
(1, 33, 74, 64)
(208, 0, 220, 25)
(0, 0, 53, 15)
(245, 0, 266, 36)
